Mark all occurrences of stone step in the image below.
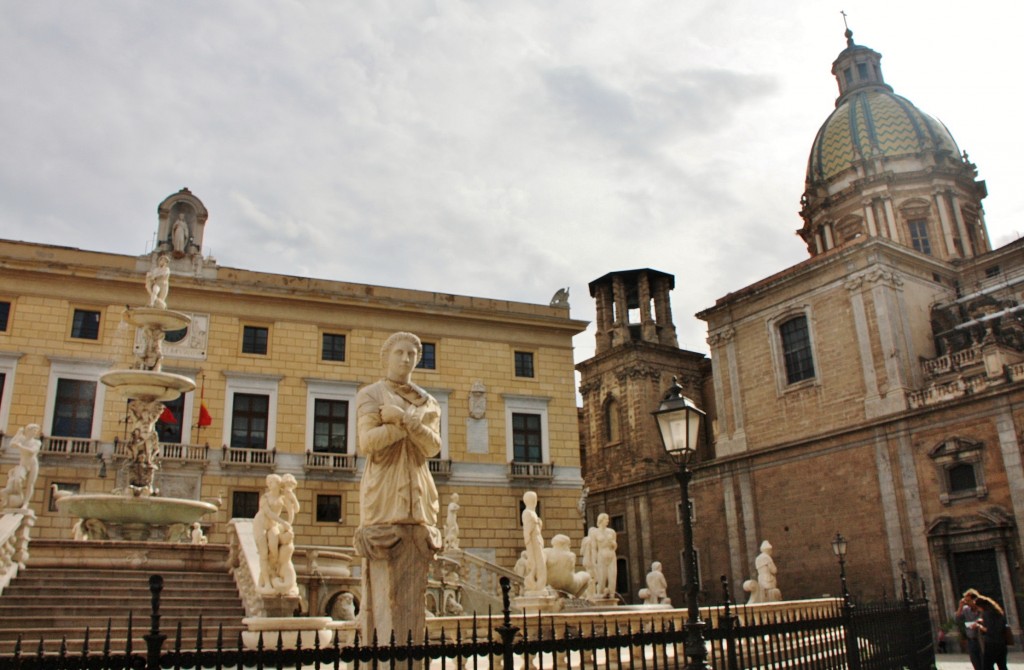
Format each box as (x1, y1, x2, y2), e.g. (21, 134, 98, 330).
(0, 626, 249, 656)
(0, 604, 245, 620)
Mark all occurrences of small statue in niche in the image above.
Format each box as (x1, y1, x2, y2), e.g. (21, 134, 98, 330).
(171, 213, 190, 256)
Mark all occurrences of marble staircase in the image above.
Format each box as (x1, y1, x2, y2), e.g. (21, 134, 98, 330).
(0, 540, 245, 655)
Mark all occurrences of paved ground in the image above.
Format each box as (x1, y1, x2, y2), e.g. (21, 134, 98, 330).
(935, 651, 1024, 669)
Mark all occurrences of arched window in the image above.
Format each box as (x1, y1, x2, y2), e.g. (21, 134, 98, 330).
(603, 396, 621, 444)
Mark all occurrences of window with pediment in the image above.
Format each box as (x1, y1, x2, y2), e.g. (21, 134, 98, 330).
(929, 437, 986, 504)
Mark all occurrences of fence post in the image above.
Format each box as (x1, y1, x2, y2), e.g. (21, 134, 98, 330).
(842, 593, 860, 670)
(144, 574, 167, 670)
(494, 577, 519, 670)
(720, 576, 739, 670)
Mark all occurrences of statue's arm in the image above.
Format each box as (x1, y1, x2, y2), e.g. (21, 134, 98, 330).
(403, 403, 442, 458)
(356, 392, 406, 456)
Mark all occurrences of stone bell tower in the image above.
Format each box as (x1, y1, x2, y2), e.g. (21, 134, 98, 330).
(576, 269, 709, 603)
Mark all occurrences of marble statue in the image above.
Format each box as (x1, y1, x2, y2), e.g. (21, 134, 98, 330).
(643, 561, 669, 605)
(253, 474, 296, 595)
(146, 255, 171, 309)
(590, 513, 618, 599)
(521, 490, 547, 594)
(513, 550, 529, 595)
(281, 473, 300, 524)
(332, 592, 357, 621)
(544, 533, 590, 598)
(444, 492, 460, 551)
(755, 540, 781, 602)
(138, 325, 165, 371)
(1, 424, 41, 509)
(122, 398, 164, 496)
(191, 522, 208, 545)
(171, 213, 189, 255)
(354, 331, 443, 642)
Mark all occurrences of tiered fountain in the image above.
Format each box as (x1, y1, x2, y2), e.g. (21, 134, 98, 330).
(57, 255, 218, 541)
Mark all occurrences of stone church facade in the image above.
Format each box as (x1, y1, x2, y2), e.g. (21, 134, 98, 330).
(579, 28, 1024, 628)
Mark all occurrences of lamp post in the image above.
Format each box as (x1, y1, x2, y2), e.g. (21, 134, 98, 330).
(831, 532, 860, 670)
(831, 531, 851, 604)
(653, 377, 708, 670)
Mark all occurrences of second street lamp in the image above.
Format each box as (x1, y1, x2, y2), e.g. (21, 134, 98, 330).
(653, 377, 708, 670)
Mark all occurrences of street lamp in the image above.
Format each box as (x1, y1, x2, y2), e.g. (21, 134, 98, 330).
(653, 377, 708, 670)
(831, 531, 851, 604)
(831, 532, 859, 670)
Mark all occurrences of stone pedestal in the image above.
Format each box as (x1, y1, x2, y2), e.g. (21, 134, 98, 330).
(587, 597, 619, 609)
(242, 617, 332, 649)
(263, 594, 301, 617)
(356, 524, 440, 642)
(513, 593, 561, 614)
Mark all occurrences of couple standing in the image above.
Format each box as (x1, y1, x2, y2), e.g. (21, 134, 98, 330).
(956, 588, 1011, 670)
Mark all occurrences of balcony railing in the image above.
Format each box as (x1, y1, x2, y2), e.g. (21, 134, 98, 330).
(507, 461, 554, 480)
(221, 445, 277, 468)
(41, 436, 99, 457)
(304, 451, 357, 472)
(428, 457, 453, 478)
(922, 346, 982, 378)
(112, 438, 210, 465)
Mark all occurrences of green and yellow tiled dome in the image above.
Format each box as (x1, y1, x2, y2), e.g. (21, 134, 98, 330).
(807, 89, 960, 185)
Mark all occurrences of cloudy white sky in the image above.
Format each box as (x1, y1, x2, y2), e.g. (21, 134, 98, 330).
(2, 2, 1021, 366)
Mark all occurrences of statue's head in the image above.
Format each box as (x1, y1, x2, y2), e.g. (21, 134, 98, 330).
(24, 424, 40, 438)
(265, 473, 283, 490)
(551, 534, 571, 551)
(523, 490, 537, 508)
(282, 473, 297, 489)
(760, 540, 772, 554)
(381, 332, 422, 377)
(652, 561, 662, 572)
(451, 492, 459, 502)
(597, 512, 609, 527)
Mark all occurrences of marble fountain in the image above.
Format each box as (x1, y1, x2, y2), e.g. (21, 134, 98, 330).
(57, 255, 217, 541)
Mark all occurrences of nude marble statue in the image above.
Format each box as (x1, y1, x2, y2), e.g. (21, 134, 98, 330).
(521, 490, 547, 594)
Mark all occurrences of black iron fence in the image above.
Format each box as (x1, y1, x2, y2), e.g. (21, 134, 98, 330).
(0, 575, 933, 670)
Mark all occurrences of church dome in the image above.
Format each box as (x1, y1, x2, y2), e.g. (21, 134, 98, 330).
(797, 28, 987, 262)
(807, 89, 961, 186)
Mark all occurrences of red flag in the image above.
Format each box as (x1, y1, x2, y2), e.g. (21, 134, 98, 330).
(198, 402, 213, 427)
(158, 406, 177, 424)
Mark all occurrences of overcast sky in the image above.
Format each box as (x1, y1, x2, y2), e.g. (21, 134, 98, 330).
(2, 2, 1021, 368)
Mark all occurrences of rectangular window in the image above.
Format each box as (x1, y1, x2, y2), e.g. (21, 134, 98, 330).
(313, 398, 348, 453)
(514, 351, 535, 378)
(856, 63, 869, 80)
(512, 412, 543, 462)
(0, 301, 10, 332)
(155, 394, 184, 444)
(908, 219, 931, 255)
(49, 482, 81, 512)
(986, 266, 1001, 278)
(242, 326, 269, 355)
(417, 342, 436, 370)
(321, 333, 346, 362)
(231, 393, 269, 449)
(610, 515, 625, 533)
(316, 494, 342, 523)
(52, 379, 97, 437)
(70, 309, 101, 340)
(779, 315, 815, 384)
(232, 491, 260, 519)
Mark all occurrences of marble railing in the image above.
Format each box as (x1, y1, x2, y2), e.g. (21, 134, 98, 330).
(508, 461, 554, 480)
(907, 374, 991, 409)
(227, 518, 267, 617)
(304, 451, 357, 472)
(446, 548, 523, 600)
(113, 438, 209, 464)
(428, 458, 453, 477)
(221, 445, 277, 468)
(40, 436, 99, 457)
(922, 346, 982, 378)
(0, 509, 34, 598)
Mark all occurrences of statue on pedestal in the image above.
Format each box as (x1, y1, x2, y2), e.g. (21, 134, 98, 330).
(1, 424, 41, 509)
(589, 513, 618, 599)
(745, 540, 782, 604)
(521, 490, 547, 594)
(444, 492, 460, 551)
(354, 332, 442, 641)
(642, 561, 669, 605)
(545, 534, 590, 598)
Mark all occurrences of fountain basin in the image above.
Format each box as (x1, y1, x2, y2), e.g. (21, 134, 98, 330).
(100, 370, 196, 401)
(56, 494, 217, 542)
(123, 306, 191, 332)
